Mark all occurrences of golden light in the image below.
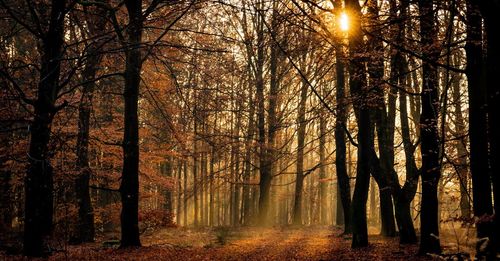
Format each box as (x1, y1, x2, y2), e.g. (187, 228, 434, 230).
(339, 12, 349, 32)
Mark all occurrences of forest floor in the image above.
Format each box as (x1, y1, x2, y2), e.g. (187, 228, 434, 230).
(2, 226, 471, 260)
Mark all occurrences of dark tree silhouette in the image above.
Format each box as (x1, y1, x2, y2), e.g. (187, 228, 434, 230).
(479, 1, 500, 256)
(120, 0, 144, 247)
(418, 0, 442, 255)
(465, 0, 494, 257)
(346, 0, 371, 248)
(75, 2, 108, 243)
(19, 0, 68, 256)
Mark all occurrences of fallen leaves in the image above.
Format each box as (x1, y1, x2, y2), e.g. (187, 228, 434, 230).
(1, 227, 431, 260)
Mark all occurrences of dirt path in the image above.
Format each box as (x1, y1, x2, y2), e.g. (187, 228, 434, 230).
(3, 227, 429, 260)
(191, 227, 425, 261)
(202, 228, 334, 260)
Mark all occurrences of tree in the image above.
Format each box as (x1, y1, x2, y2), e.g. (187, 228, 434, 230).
(418, 0, 442, 254)
(387, 0, 418, 244)
(318, 105, 328, 225)
(119, 0, 144, 247)
(465, 0, 494, 256)
(478, 0, 500, 256)
(345, 0, 371, 248)
(292, 61, 309, 226)
(0, 0, 72, 256)
(366, 0, 396, 238)
(333, 11, 351, 232)
(74, 1, 108, 243)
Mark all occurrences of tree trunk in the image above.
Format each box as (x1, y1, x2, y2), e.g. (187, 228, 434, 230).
(319, 110, 327, 225)
(176, 162, 182, 226)
(231, 99, 242, 226)
(256, 7, 271, 225)
(161, 158, 173, 214)
(120, 0, 143, 248)
(346, 0, 370, 248)
(209, 149, 215, 226)
(74, 2, 108, 243)
(350, 105, 371, 248)
(183, 161, 188, 226)
(376, 173, 396, 237)
(193, 119, 199, 227)
(479, 1, 500, 256)
(451, 66, 471, 220)
(334, 45, 351, 234)
(336, 183, 344, 226)
(200, 144, 205, 226)
(369, 179, 377, 225)
(398, 87, 418, 244)
(392, 0, 418, 245)
(367, 0, 396, 238)
(418, 0, 441, 254)
(0, 170, 12, 236)
(23, 0, 66, 256)
(292, 80, 308, 226)
(229, 127, 236, 226)
(242, 89, 255, 225)
(75, 59, 98, 244)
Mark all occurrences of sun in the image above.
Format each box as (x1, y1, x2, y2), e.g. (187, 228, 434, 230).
(339, 12, 349, 32)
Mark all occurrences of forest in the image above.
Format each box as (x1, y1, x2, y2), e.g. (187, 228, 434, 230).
(0, 0, 499, 260)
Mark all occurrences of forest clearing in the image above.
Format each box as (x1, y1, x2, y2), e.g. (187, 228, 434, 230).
(1, 0, 500, 260)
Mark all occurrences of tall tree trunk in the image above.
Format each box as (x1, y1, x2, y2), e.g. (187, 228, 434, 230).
(451, 67, 470, 220)
(308, 161, 315, 224)
(216, 162, 221, 226)
(336, 183, 344, 226)
(387, 0, 418, 244)
(193, 119, 199, 227)
(200, 142, 205, 226)
(75, 57, 98, 244)
(256, 7, 271, 225)
(398, 86, 418, 244)
(120, 0, 144, 247)
(479, 1, 500, 256)
(346, 0, 370, 247)
(369, 0, 414, 245)
(292, 80, 308, 226)
(0, 63, 12, 236)
(201, 115, 209, 226)
(334, 45, 351, 234)
(233, 166, 241, 226)
(350, 94, 371, 248)
(369, 179, 377, 225)
(74, 2, 107, 243)
(367, 0, 396, 238)
(229, 125, 236, 226)
(242, 87, 255, 225)
(319, 110, 327, 225)
(332, 1, 351, 228)
(176, 162, 182, 226)
(23, 0, 66, 256)
(162, 158, 173, 214)
(183, 161, 188, 226)
(231, 99, 242, 226)
(209, 148, 215, 226)
(418, 0, 441, 254)
(0, 169, 12, 237)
